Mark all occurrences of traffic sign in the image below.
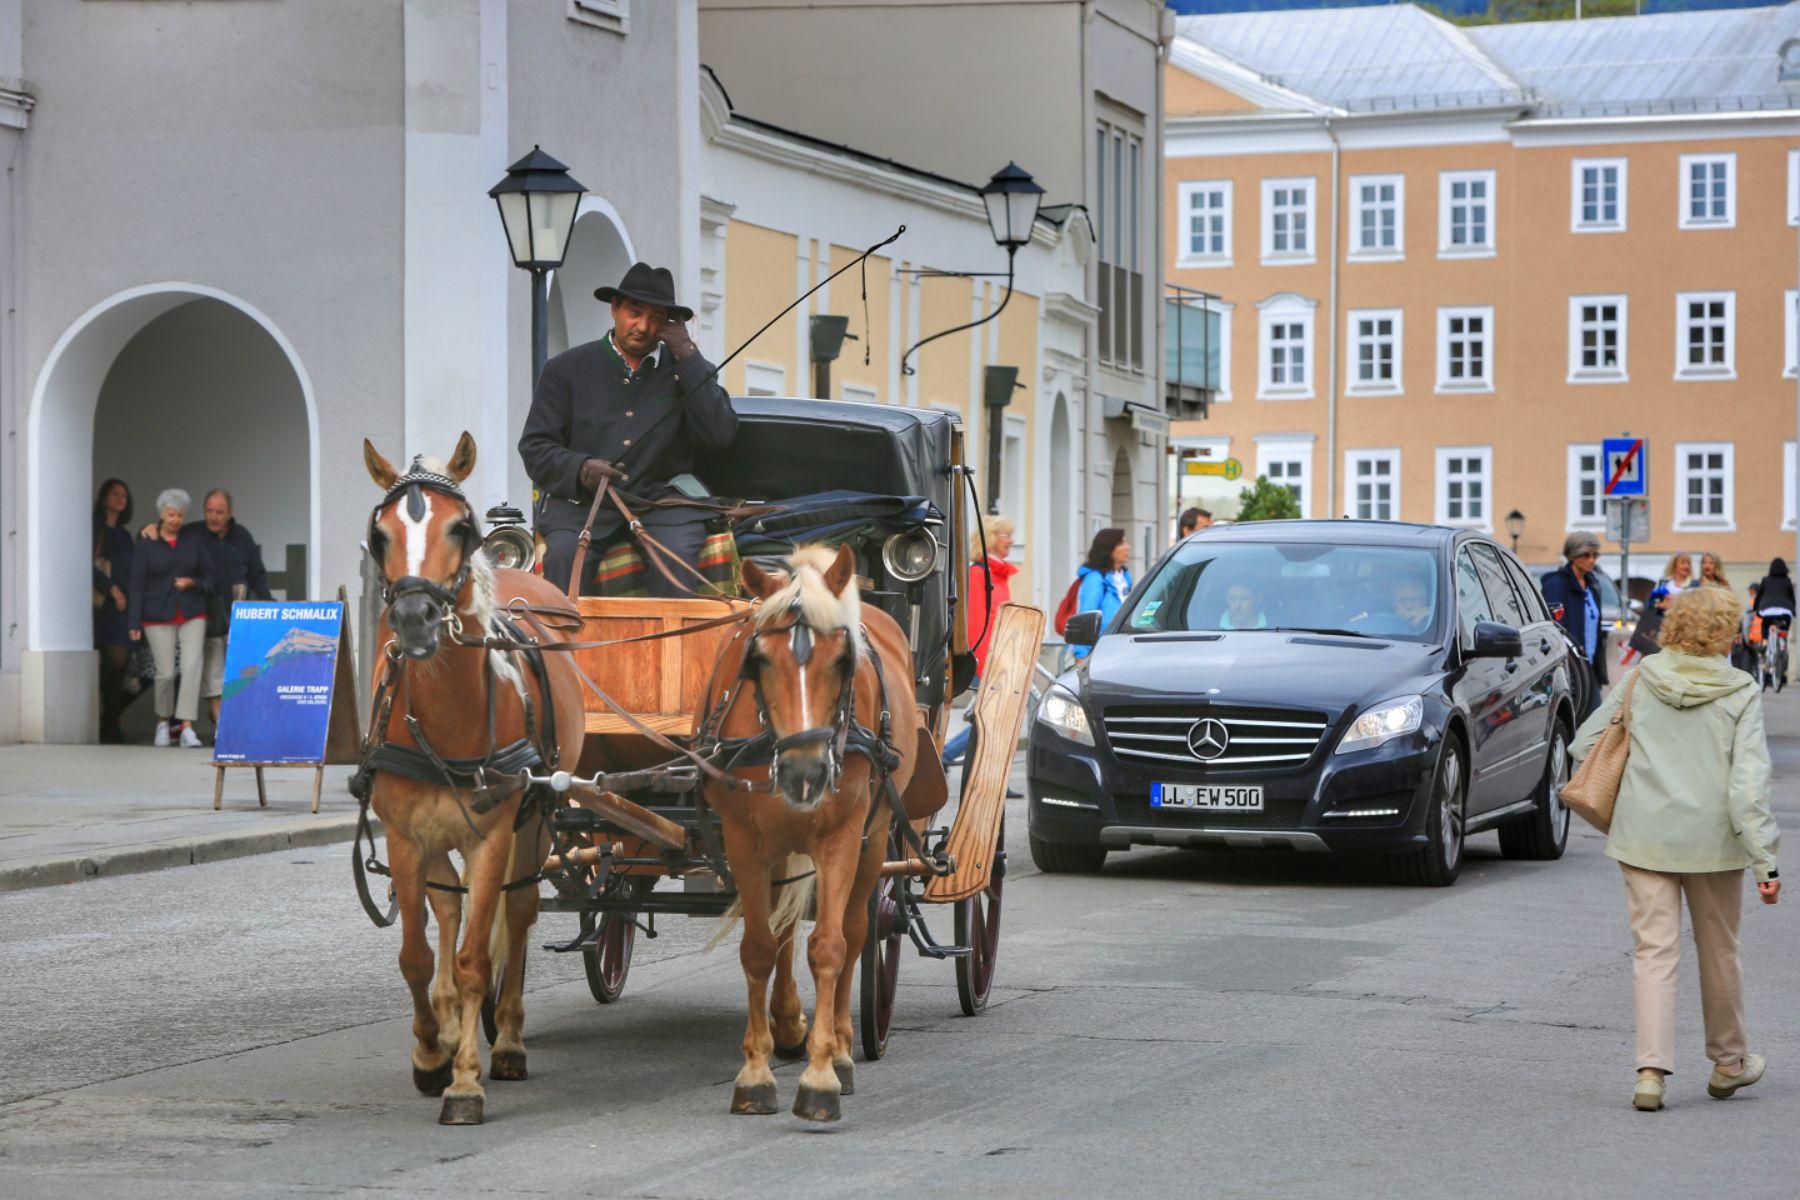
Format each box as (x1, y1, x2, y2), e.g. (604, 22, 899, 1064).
(1184, 458, 1242, 480)
(1605, 497, 1648, 544)
(1601, 437, 1647, 497)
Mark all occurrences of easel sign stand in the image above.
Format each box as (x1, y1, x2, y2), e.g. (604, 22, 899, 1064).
(211, 585, 362, 813)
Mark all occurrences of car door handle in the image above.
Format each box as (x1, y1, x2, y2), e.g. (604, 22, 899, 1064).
(1538, 639, 1552, 654)
(1504, 660, 1519, 674)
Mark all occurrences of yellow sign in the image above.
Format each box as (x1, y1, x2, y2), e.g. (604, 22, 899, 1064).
(1185, 458, 1242, 480)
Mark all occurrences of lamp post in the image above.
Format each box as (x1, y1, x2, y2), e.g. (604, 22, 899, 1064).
(1505, 508, 1526, 554)
(899, 162, 1045, 377)
(488, 146, 587, 390)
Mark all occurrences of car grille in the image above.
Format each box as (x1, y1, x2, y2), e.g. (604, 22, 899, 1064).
(1101, 704, 1331, 771)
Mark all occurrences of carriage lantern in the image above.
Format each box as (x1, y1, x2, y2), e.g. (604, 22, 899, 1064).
(489, 145, 588, 391)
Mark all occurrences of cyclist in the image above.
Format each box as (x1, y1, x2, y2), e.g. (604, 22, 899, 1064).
(1750, 558, 1796, 691)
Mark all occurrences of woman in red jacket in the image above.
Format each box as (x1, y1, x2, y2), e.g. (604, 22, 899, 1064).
(947, 514, 1015, 765)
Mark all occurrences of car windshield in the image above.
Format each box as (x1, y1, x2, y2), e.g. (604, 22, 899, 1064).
(1123, 541, 1443, 642)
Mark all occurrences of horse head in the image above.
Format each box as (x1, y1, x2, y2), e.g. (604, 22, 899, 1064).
(740, 543, 863, 809)
(364, 432, 482, 659)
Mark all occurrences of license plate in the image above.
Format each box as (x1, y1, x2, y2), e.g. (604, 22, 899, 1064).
(1151, 783, 1264, 812)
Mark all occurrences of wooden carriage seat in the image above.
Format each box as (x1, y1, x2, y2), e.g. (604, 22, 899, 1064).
(575, 597, 749, 737)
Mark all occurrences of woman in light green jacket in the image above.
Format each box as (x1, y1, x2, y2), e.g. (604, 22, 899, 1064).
(1572, 586, 1781, 1113)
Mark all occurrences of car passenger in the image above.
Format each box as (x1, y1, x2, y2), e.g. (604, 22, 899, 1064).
(1219, 581, 1267, 630)
(1350, 575, 1433, 636)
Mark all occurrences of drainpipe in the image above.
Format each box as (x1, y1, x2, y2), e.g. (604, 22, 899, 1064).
(1324, 116, 1341, 519)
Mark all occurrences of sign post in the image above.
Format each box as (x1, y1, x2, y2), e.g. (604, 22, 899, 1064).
(211, 588, 361, 812)
(1601, 436, 1648, 596)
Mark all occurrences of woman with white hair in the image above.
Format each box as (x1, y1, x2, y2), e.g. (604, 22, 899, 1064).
(1542, 530, 1609, 720)
(128, 487, 215, 747)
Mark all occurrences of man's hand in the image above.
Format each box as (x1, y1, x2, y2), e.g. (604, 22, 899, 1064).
(662, 319, 698, 360)
(139, 522, 159, 540)
(579, 458, 627, 492)
(1759, 879, 1781, 905)
(173, 576, 194, 592)
(111, 585, 128, 612)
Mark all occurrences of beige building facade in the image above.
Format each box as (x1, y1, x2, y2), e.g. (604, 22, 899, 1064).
(1165, 3, 1800, 591)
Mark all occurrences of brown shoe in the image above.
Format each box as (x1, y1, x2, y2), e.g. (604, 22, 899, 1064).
(1707, 1053, 1765, 1100)
(1633, 1073, 1665, 1111)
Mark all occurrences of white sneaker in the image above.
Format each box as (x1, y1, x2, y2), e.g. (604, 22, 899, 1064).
(179, 724, 202, 749)
(153, 721, 172, 748)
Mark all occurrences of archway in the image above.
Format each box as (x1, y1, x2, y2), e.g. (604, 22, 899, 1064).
(547, 200, 635, 359)
(27, 284, 318, 742)
(1049, 393, 1072, 587)
(1111, 445, 1140, 567)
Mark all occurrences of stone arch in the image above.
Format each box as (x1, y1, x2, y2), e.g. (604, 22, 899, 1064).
(547, 197, 636, 359)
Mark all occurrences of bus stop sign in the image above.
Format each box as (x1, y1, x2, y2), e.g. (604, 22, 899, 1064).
(1602, 437, 1647, 497)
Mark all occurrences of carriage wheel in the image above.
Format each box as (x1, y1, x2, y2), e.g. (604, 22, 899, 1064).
(954, 819, 1004, 1016)
(583, 877, 650, 1005)
(858, 832, 904, 1061)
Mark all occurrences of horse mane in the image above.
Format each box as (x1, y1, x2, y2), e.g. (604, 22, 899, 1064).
(754, 545, 860, 634)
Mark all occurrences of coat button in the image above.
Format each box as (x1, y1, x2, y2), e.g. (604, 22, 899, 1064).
(622, 439, 633, 447)
(673, 374, 680, 382)
(625, 410, 634, 418)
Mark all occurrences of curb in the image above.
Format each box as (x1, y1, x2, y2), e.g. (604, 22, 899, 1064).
(0, 815, 378, 894)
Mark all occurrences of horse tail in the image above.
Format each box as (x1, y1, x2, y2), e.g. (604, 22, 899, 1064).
(487, 892, 511, 993)
(705, 853, 815, 950)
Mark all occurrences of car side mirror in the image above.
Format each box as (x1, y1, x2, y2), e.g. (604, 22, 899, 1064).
(1468, 620, 1524, 659)
(1063, 611, 1102, 648)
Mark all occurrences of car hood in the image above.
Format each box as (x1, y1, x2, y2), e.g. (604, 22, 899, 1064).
(1079, 631, 1439, 717)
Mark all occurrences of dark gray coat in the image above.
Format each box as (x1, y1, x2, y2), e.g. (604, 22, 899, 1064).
(518, 337, 737, 542)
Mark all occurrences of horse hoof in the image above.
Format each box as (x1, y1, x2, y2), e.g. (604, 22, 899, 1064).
(413, 1060, 453, 1097)
(730, 1081, 779, 1115)
(792, 1083, 841, 1123)
(489, 1050, 528, 1082)
(438, 1094, 485, 1126)
(835, 1061, 855, 1095)
(772, 1039, 807, 1062)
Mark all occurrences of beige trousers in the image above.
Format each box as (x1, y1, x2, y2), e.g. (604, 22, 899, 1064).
(1621, 863, 1747, 1074)
(143, 618, 207, 723)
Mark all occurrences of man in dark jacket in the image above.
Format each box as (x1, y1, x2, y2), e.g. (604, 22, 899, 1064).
(518, 262, 738, 596)
(1542, 530, 1609, 720)
(195, 489, 273, 725)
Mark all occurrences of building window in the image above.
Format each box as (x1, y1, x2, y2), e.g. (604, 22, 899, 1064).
(744, 360, 785, 397)
(1675, 291, 1735, 380)
(1674, 442, 1734, 531)
(1568, 295, 1627, 383)
(1439, 170, 1495, 257)
(1786, 442, 1797, 532)
(1789, 149, 1798, 227)
(567, 0, 629, 33)
(1349, 175, 1404, 260)
(1346, 308, 1403, 396)
(1436, 306, 1494, 393)
(1256, 293, 1316, 400)
(1095, 117, 1145, 371)
(1435, 446, 1492, 529)
(1787, 289, 1798, 379)
(1679, 154, 1735, 229)
(1571, 158, 1626, 232)
(1178, 180, 1231, 267)
(1256, 436, 1314, 519)
(1567, 444, 1603, 529)
(1346, 449, 1400, 521)
(1261, 177, 1315, 264)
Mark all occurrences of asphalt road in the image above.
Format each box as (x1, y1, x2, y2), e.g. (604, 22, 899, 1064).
(4, 754, 1798, 1199)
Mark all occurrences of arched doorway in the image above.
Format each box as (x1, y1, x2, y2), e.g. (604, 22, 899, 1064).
(27, 284, 317, 742)
(1049, 393, 1072, 587)
(1111, 445, 1140, 567)
(547, 200, 635, 359)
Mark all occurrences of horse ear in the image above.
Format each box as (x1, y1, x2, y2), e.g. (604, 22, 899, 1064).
(823, 543, 856, 596)
(446, 431, 477, 483)
(364, 439, 399, 491)
(741, 557, 781, 600)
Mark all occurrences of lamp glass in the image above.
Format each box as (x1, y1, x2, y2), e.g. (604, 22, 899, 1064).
(495, 192, 533, 267)
(526, 190, 582, 268)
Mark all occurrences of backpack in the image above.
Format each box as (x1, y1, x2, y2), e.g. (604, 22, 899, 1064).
(1053, 577, 1082, 635)
(1748, 614, 1765, 646)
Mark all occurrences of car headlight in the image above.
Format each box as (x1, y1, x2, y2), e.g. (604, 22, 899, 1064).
(1036, 684, 1094, 746)
(882, 528, 939, 583)
(1335, 695, 1424, 755)
(480, 526, 537, 571)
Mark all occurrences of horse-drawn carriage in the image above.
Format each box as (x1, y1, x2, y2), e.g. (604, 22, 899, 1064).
(355, 396, 1043, 1124)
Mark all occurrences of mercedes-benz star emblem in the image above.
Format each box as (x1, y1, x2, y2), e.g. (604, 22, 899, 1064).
(1186, 718, 1230, 761)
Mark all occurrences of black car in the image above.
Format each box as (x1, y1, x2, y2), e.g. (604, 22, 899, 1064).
(1028, 521, 1575, 886)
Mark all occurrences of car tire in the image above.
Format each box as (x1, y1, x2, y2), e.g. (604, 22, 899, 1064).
(1498, 724, 1571, 861)
(1028, 834, 1107, 874)
(1392, 742, 1465, 887)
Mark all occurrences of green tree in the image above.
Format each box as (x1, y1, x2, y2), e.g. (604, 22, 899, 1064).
(1235, 476, 1302, 522)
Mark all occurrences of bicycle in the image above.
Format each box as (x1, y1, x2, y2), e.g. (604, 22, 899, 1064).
(1761, 617, 1789, 693)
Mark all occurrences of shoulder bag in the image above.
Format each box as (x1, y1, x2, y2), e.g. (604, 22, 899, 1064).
(1560, 670, 1639, 833)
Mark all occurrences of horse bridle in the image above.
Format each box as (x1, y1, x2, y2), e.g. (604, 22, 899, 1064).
(736, 597, 868, 809)
(368, 458, 483, 619)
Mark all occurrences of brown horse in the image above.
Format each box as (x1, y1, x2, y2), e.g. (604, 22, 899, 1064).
(362, 433, 586, 1125)
(697, 544, 930, 1122)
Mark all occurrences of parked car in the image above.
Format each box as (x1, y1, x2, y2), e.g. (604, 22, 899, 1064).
(1028, 520, 1576, 886)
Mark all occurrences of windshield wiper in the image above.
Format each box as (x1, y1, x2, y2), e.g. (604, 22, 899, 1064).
(1273, 626, 1376, 639)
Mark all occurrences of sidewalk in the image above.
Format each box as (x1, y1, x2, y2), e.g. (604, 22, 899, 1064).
(0, 745, 361, 892)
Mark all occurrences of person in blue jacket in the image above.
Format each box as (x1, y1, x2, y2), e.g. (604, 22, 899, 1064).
(1541, 530, 1608, 720)
(1070, 527, 1132, 660)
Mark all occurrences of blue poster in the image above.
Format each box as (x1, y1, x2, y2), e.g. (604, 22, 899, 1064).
(214, 601, 346, 764)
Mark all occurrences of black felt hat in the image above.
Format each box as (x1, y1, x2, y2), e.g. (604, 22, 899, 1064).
(595, 262, 693, 322)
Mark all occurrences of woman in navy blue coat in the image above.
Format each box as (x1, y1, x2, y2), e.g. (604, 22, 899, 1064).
(1541, 531, 1608, 720)
(92, 478, 136, 743)
(128, 488, 214, 747)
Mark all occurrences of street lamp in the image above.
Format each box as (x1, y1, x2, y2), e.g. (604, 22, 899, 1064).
(1505, 508, 1526, 553)
(900, 162, 1045, 377)
(488, 145, 587, 390)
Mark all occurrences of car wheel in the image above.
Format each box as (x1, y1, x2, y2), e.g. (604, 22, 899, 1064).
(1498, 724, 1571, 861)
(1028, 834, 1107, 874)
(1393, 742, 1465, 887)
